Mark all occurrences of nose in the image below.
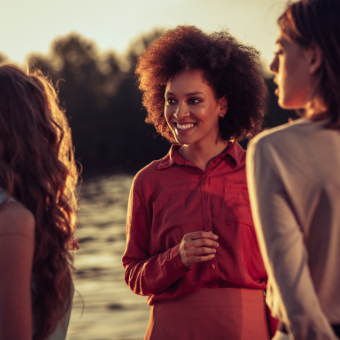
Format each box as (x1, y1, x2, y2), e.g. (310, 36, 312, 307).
(269, 55, 278, 74)
(174, 101, 190, 120)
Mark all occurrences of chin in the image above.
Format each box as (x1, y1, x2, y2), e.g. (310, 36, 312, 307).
(278, 98, 291, 109)
(176, 138, 191, 145)
(278, 96, 296, 110)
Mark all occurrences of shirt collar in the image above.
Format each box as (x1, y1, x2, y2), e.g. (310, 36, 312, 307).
(156, 141, 243, 170)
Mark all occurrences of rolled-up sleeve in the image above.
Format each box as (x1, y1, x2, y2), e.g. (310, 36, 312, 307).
(246, 138, 337, 340)
(122, 178, 190, 297)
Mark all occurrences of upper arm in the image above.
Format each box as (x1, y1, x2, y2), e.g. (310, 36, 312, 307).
(123, 181, 150, 265)
(0, 203, 35, 340)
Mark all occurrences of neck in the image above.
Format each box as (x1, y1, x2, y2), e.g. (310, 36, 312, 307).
(178, 138, 229, 171)
(305, 97, 328, 119)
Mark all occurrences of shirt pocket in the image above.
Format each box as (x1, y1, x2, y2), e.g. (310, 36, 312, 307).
(224, 184, 253, 226)
(151, 192, 187, 250)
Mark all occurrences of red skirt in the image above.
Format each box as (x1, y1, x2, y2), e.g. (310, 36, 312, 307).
(144, 288, 270, 340)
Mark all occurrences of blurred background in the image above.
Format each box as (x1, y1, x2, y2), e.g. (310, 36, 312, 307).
(1, 0, 297, 339)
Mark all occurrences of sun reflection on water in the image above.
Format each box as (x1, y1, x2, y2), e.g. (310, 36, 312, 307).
(67, 174, 149, 340)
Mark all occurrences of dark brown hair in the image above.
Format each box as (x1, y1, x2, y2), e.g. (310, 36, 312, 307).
(0, 65, 78, 340)
(136, 25, 268, 142)
(278, 0, 340, 128)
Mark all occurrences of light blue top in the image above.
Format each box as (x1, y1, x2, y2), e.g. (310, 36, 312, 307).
(0, 189, 73, 340)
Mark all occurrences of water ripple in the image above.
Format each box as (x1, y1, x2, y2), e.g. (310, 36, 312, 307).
(67, 174, 149, 340)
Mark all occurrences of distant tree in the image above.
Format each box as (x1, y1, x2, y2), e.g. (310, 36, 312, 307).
(20, 30, 298, 176)
(125, 28, 165, 75)
(0, 53, 9, 65)
(264, 77, 298, 128)
(27, 53, 56, 78)
(107, 28, 170, 171)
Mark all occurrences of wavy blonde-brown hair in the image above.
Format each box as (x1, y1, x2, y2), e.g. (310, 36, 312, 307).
(0, 64, 78, 340)
(278, 0, 340, 128)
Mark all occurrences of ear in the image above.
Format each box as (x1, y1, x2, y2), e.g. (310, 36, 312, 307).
(306, 43, 323, 75)
(218, 96, 228, 114)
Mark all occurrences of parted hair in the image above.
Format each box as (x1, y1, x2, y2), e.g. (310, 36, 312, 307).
(279, 0, 340, 129)
(0, 64, 78, 340)
(135, 25, 268, 142)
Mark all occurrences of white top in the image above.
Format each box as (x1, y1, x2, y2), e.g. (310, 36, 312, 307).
(246, 118, 340, 340)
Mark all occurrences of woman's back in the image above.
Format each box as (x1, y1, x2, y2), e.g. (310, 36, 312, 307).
(248, 118, 340, 325)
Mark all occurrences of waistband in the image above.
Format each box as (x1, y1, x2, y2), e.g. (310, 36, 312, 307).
(157, 287, 265, 304)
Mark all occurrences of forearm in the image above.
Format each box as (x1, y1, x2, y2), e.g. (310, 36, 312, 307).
(259, 218, 336, 340)
(123, 244, 190, 296)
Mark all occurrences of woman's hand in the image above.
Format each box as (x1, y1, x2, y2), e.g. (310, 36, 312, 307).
(179, 231, 219, 267)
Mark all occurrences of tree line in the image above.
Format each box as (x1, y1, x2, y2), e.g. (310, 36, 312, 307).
(0, 30, 297, 177)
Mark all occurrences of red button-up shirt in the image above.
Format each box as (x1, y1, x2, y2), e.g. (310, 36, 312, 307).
(122, 142, 267, 305)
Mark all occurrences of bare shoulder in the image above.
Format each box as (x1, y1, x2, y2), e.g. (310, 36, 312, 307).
(0, 203, 35, 238)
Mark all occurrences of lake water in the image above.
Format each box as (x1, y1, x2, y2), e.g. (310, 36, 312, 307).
(66, 174, 150, 340)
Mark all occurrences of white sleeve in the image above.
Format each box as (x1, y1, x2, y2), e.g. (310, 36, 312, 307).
(246, 138, 337, 340)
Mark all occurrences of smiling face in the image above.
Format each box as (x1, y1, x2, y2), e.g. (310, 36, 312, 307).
(270, 32, 314, 110)
(164, 70, 227, 146)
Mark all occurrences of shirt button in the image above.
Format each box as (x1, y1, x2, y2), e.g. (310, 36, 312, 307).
(214, 159, 218, 163)
(211, 264, 216, 269)
(205, 217, 210, 222)
(204, 195, 208, 199)
(202, 174, 207, 179)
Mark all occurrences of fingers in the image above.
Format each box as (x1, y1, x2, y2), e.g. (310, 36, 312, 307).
(186, 246, 217, 257)
(186, 238, 219, 249)
(187, 253, 216, 265)
(179, 231, 219, 267)
(183, 231, 218, 241)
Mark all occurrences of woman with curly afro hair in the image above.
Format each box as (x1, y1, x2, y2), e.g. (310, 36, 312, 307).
(122, 25, 276, 340)
(0, 64, 78, 340)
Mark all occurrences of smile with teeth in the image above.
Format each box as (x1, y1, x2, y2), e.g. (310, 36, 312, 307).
(175, 122, 196, 130)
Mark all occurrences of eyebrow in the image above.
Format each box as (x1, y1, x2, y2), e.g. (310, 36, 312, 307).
(165, 91, 204, 97)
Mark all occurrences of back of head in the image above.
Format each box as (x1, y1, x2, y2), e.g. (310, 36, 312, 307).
(278, 0, 340, 128)
(0, 64, 78, 340)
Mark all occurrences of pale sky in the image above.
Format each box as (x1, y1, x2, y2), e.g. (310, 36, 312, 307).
(1, 0, 287, 71)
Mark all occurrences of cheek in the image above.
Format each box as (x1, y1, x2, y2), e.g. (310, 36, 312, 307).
(164, 107, 174, 129)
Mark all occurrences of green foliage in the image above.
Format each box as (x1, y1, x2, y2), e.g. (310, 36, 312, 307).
(2, 30, 295, 176)
(26, 30, 170, 176)
(0, 52, 9, 65)
(264, 78, 298, 128)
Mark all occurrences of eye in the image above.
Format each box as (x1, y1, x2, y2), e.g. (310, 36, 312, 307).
(188, 98, 201, 104)
(166, 98, 176, 104)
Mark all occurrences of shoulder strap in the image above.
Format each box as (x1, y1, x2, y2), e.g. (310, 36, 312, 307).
(0, 189, 17, 204)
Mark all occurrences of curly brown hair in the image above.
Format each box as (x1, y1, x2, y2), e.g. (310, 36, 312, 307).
(0, 65, 78, 340)
(136, 25, 268, 142)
